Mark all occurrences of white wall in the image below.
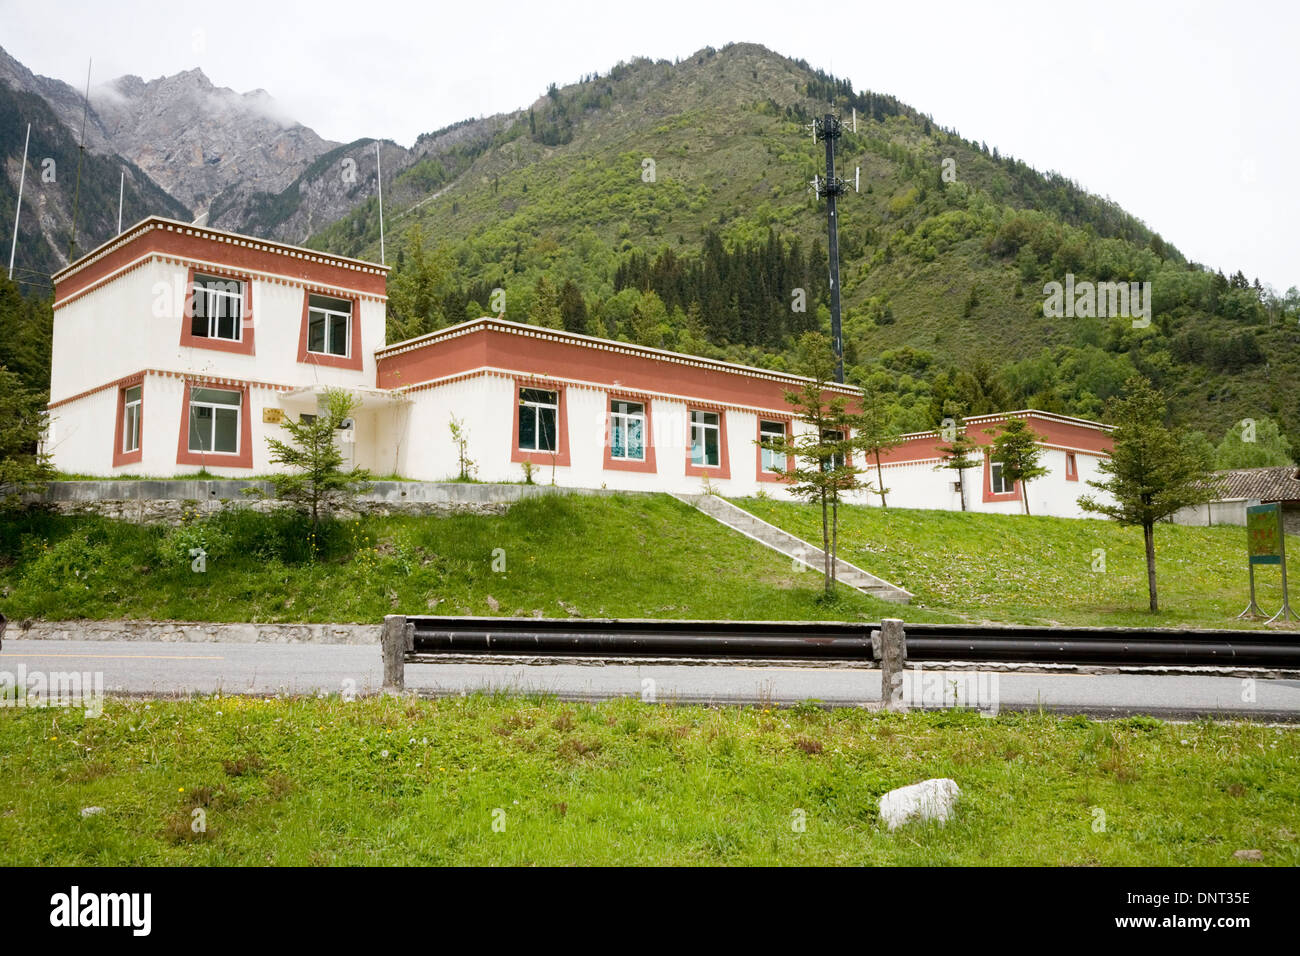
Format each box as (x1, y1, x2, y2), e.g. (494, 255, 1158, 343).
(51, 255, 386, 475)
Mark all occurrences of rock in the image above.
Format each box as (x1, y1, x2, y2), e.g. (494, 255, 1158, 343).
(1233, 849, 1263, 861)
(80, 806, 105, 818)
(485, 595, 500, 613)
(879, 778, 960, 831)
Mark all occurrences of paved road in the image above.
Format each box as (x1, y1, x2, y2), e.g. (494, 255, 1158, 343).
(3, 639, 1299, 720)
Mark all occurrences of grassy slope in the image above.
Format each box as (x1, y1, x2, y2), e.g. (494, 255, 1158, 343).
(1, 695, 1295, 865)
(0, 494, 934, 624)
(737, 498, 1300, 629)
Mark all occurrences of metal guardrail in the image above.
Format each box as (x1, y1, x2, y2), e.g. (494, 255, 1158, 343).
(379, 615, 1300, 692)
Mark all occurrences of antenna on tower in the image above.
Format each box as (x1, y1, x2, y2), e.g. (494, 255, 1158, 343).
(8, 122, 30, 280)
(807, 112, 851, 383)
(67, 59, 92, 261)
(375, 140, 385, 266)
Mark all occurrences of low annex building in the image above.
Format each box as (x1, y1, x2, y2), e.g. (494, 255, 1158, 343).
(45, 218, 1114, 516)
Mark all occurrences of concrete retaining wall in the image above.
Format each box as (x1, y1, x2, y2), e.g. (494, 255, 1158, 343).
(15, 619, 380, 645)
(33, 480, 633, 524)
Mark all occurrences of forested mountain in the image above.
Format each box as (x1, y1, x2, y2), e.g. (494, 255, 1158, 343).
(302, 43, 1299, 453)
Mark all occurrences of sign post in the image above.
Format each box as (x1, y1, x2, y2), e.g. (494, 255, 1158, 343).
(1239, 503, 1295, 623)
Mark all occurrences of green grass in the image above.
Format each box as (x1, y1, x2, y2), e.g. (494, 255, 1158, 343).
(1, 695, 1294, 865)
(736, 498, 1300, 629)
(0, 494, 927, 624)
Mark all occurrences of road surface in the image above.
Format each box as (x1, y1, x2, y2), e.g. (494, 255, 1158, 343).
(3, 638, 1299, 720)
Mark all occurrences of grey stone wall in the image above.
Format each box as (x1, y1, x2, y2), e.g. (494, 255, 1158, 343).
(15, 619, 379, 645)
(32, 481, 632, 525)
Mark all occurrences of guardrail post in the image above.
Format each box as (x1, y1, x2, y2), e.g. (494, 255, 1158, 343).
(381, 614, 408, 694)
(877, 618, 907, 712)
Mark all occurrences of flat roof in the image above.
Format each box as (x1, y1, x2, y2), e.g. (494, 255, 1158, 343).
(52, 215, 390, 284)
(377, 317, 864, 395)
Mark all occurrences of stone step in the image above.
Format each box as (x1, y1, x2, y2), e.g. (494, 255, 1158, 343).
(675, 494, 912, 603)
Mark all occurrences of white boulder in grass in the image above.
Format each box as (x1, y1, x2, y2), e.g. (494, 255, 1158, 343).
(879, 778, 961, 830)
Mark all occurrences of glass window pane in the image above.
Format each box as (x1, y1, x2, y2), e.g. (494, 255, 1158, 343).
(625, 417, 644, 459)
(521, 388, 556, 406)
(125, 386, 142, 404)
(704, 426, 719, 466)
(612, 417, 625, 458)
(308, 293, 351, 314)
(537, 406, 557, 452)
(217, 311, 237, 340)
(213, 407, 239, 453)
(189, 405, 211, 451)
(329, 312, 349, 355)
(192, 388, 241, 406)
(308, 313, 327, 353)
(519, 406, 537, 450)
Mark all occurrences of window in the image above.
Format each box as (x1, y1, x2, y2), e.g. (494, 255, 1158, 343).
(610, 400, 646, 461)
(1065, 452, 1078, 480)
(189, 275, 244, 342)
(690, 410, 721, 467)
(122, 385, 142, 454)
(990, 461, 1012, 494)
(822, 429, 846, 470)
(306, 294, 351, 358)
(187, 387, 242, 455)
(518, 388, 558, 453)
(759, 420, 786, 473)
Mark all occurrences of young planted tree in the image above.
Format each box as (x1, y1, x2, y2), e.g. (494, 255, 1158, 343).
(0, 366, 54, 506)
(934, 413, 980, 511)
(1077, 376, 1219, 612)
(987, 416, 1049, 515)
(857, 378, 902, 508)
(758, 333, 872, 599)
(264, 388, 372, 534)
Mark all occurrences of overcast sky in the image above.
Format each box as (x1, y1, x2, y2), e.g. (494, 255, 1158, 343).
(6, 0, 1297, 289)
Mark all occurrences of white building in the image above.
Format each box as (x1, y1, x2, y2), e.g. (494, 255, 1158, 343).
(46, 218, 1113, 516)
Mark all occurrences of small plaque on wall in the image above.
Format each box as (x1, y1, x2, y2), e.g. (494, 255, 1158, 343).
(262, 408, 285, 424)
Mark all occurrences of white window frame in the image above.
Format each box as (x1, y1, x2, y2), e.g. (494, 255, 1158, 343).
(187, 387, 242, 455)
(122, 385, 142, 454)
(990, 460, 1013, 495)
(519, 388, 559, 453)
(690, 410, 721, 468)
(307, 295, 352, 358)
(190, 275, 244, 342)
(610, 400, 647, 462)
(759, 419, 786, 473)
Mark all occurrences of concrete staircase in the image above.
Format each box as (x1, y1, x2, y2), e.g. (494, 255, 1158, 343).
(675, 494, 912, 604)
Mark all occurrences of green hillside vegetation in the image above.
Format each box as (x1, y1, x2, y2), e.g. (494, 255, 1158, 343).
(0, 494, 917, 624)
(1, 493, 1295, 630)
(304, 43, 1299, 449)
(737, 498, 1300, 628)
